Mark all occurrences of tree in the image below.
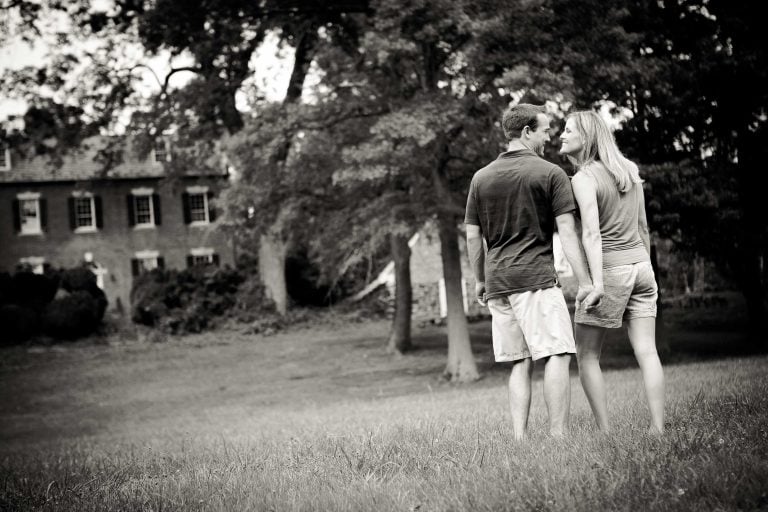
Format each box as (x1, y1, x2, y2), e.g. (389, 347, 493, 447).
(2, 0, 370, 315)
(322, 0, 518, 381)
(555, 0, 768, 339)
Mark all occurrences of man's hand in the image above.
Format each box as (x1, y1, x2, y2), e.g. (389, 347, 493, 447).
(577, 284, 604, 308)
(475, 281, 487, 307)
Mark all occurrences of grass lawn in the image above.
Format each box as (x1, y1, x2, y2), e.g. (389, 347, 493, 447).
(1, 297, 767, 511)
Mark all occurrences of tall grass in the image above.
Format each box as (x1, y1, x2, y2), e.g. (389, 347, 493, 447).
(2, 357, 767, 511)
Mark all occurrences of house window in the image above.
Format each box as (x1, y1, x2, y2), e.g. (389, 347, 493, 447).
(135, 195, 153, 224)
(128, 188, 161, 228)
(153, 139, 170, 164)
(183, 186, 214, 225)
(131, 250, 164, 276)
(15, 192, 44, 235)
(188, 193, 208, 223)
(187, 247, 219, 267)
(0, 143, 10, 171)
(69, 192, 102, 232)
(19, 256, 45, 274)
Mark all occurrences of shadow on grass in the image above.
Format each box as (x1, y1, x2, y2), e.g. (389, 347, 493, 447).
(405, 298, 766, 382)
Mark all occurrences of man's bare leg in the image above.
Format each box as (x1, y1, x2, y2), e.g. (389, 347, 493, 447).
(627, 317, 665, 433)
(543, 353, 572, 437)
(575, 324, 610, 431)
(508, 358, 533, 440)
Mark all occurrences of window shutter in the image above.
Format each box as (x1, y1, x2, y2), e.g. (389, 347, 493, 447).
(212, 254, 220, 266)
(186, 255, 194, 268)
(157, 257, 165, 269)
(182, 193, 191, 224)
(95, 196, 103, 228)
(207, 191, 216, 222)
(152, 194, 162, 225)
(12, 200, 20, 232)
(68, 197, 76, 230)
(39, 199, 47, 231)
(127, 195, 135, 226)
(131, 258, 140, 276)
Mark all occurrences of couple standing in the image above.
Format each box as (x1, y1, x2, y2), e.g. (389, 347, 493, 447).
(465, 104, 664, 438)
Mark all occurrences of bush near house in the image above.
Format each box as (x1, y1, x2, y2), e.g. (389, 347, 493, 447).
(0, 267, 107, 344)
(130, 265, 254, 334)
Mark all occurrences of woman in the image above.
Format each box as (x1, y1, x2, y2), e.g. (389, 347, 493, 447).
(560, 111, 664, 433)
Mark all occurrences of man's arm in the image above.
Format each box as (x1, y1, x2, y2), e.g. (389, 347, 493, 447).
(569, 173, 604, 306)
(465, 224, 487, 306)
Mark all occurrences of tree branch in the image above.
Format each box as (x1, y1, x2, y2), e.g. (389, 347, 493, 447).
(128, 64, 201, 95)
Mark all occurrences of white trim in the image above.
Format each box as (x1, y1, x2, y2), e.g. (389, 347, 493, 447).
(190, 247, 214, 256)
(189, 247, 215, 265)
(131, 187, 154, 195)
(71, 190, 94, 198)
(134, 250, 160, 272)
(135, 249, 160, 259)
(186, 185, 209, 194)
(17, 191, 41, 200)
(19, 256, 45, 274)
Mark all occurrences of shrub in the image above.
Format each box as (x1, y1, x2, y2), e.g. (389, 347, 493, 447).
(130, 266, 253, 334)
(60, 267, 101, 295)
(0, 304, 39, 345)
(9, 271, 59, 312)
(0, 266, 107, 344)
(42, 291, 104, 340)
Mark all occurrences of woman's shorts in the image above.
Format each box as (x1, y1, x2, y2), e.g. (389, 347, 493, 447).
(575, 261, 658, 329)
(487, 286, 576, 362)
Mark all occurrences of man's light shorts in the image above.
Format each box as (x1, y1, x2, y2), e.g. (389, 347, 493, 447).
(575, 261, 658, 329)
(487, 286, 576, 362)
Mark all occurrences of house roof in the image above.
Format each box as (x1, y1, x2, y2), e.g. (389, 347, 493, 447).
(0, 136, 228, 184)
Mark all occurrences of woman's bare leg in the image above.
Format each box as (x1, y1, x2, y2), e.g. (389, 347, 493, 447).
(627, 317, 665, 433)
(576, 324, 610, 431)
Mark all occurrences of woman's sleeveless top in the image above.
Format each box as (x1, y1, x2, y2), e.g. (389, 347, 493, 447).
(581, 164, 649, 268)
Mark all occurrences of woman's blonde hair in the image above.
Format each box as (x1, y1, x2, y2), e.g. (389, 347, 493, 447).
(566, 110, 641, 193)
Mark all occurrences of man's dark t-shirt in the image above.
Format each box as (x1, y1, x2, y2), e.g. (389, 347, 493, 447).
(464, 148, 576, 298)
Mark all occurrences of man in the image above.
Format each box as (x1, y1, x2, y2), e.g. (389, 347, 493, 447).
(464, 103, 598, 439)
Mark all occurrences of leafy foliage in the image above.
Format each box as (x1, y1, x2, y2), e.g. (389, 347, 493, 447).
(130, 265, 250, 334)
(0, 266, 107, 343)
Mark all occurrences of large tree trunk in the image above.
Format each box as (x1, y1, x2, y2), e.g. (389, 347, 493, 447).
(387, 232, 413, 354)
(256, 25, 320, 316)
(259, 227, 289, 315)
(437, 213, 480, 382)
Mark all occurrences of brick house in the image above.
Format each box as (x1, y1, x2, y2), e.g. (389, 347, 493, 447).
(0, 137, 235, 314)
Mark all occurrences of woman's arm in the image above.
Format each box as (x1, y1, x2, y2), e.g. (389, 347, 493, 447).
(572, 172, 604, 299)
(637, 184, 651, 255)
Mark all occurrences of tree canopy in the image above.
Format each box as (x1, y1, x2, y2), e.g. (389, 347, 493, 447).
(2, 0, 766, 339)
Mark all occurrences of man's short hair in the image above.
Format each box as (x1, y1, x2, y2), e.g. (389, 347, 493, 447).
(502, 104, 546, 140)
